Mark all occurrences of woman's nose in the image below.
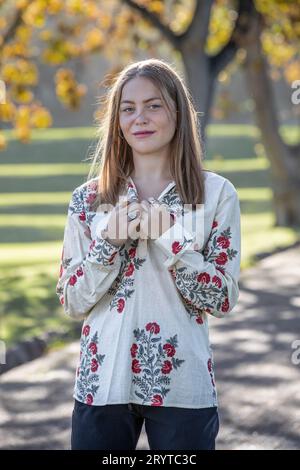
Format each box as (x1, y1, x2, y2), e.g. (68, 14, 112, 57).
(134, 108, 148, 123)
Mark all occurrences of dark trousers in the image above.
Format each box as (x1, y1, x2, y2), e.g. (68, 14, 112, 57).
(71, 399, 219, 450)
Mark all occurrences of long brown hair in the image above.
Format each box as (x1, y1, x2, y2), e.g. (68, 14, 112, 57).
(86, 58, 208, 209)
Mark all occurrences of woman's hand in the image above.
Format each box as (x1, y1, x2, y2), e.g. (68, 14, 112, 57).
(101, 198, 143, 247)
(139, 200, 175, 240)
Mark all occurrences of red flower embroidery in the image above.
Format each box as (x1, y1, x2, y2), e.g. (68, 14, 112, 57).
(212, 220, 218, 229)
(88, 342, 97, 355)
(161, 360, 173, 374)
(131, 323, 185, 405)
(130, 343, 138, 358)
(151, 394, 163, 406)
(212, 275, 222, 288)
(196, 315, 203, 324)
(163, 343, 176, 357)
(128, 247, 136, 258)
(88, 181, 98, 192)
(79, 211, 86, 221)
(125, 262, 134, 277)
(76, 267, 84, 277)
(60, 297, 64, 305)
(171, 241, 182, 255)
(197, 272, 210, 283)
(86, 394, 93, 405)
(216, 252, 228, 265)
(132, 359, 141, 373)
(69, 275, 77, 286)
(146, 322, 160, 334)
(117, 298, 125, 313)
(91, 358, 98, 372)
(82, 325, 90, 336)
(221, 298, 230, 312)
(217, 236, 230, 249)
(78, 329, 104, 406)
(86, 193, 97, 204)
(207, 358, 212, 373)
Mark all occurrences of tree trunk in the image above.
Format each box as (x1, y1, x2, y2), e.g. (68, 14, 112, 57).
(181, 47, 215, 144)
(242, 11, 300, 226)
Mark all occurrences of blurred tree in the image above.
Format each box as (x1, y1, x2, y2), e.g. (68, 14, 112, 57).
(0, 0, 125, 145)
(238, 0, 300, 226)
(122, 0, 300, 227)
(0, 0, 299, 225)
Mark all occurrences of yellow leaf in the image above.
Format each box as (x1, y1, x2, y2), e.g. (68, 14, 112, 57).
(30, 107, 52, 128)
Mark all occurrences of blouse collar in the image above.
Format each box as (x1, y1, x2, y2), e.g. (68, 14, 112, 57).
(127, 176, 176, 203)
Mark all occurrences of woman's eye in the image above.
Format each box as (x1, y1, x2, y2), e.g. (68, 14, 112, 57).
(121, 104, 161, 112)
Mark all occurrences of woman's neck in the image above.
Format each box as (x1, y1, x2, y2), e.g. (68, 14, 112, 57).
(131, 151, 172, 181)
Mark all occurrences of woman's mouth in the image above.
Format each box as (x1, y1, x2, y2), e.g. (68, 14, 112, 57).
(133, 131, 156, 139)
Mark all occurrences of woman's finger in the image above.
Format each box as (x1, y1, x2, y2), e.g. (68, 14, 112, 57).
(128, 215, 142, 239)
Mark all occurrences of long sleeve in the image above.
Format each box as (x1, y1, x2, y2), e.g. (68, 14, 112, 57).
(56, 187, 124, 320)
(154, 189, 241, 319)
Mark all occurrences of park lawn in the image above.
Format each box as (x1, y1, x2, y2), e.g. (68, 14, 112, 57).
(0, 124, 299, 348)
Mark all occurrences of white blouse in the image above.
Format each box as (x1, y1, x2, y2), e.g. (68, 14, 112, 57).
(56, 170, 241, 408)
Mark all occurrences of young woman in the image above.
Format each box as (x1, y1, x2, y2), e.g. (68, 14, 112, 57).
(56, 58, 241, 450)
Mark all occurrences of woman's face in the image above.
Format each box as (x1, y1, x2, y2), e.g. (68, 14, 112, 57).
(119, 76, 177, 156)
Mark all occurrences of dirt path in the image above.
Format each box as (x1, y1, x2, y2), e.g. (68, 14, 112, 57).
(1, 246, 299, 450)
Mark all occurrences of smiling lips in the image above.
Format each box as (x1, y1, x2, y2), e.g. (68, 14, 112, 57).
(133, 131, 156, 138)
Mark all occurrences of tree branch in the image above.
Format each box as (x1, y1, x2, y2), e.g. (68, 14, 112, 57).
(2, 5, 24, 46)
(121, 0, 180, 48)
(181, 0, 214, 46)
(210, 0, 255, 77)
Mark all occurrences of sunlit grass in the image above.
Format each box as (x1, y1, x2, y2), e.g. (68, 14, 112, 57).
(0, 126, 97, 141)
(0, 164, 89, 176)
(241, 213, 300, 269)
(0, 242, 62, 267)
(0, 192, 72, 205)
(204, 157, 270, 171)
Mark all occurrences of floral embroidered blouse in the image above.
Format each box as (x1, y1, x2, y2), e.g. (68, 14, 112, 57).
(56, 170, 241, 408)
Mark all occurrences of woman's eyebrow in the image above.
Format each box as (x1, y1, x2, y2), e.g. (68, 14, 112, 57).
(120, 97, 161, 104)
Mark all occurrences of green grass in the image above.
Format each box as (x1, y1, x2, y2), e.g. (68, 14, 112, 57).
(0, 124, 299, 347)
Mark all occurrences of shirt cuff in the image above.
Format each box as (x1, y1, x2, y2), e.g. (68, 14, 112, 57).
(153, 220, 195, 268)
(87, 235, 123, 269)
